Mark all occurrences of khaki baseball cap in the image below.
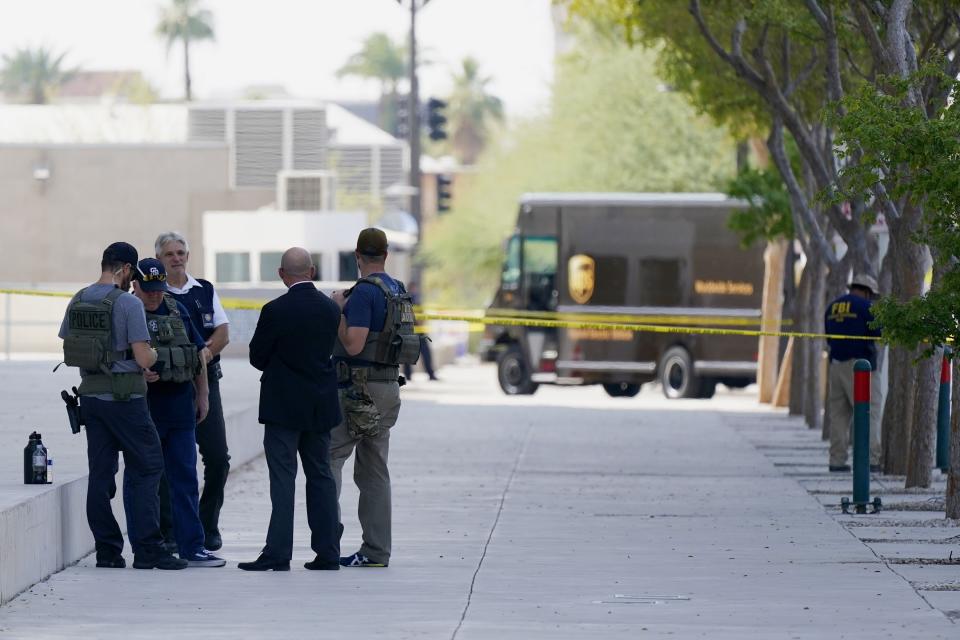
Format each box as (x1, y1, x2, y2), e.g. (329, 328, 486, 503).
(356, 227, 388, 257)
(850, 274, 878, 295)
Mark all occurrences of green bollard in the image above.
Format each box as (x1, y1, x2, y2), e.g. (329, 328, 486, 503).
(852, 359, 872, 512)
(936, 347, 951, 472)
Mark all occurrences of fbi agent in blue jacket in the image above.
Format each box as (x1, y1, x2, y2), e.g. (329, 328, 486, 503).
(824, 274, 883, 472)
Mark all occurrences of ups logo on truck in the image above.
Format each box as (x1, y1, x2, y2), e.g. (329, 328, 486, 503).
(568, 254, 595, 304)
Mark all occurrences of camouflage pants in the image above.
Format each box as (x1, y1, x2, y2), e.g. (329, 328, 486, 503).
(330, 380, 401, 565)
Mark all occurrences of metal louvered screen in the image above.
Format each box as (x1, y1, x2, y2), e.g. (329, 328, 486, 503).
(293, 109, 327, 171)
(327, 145, 374, 194)
(378, 146, 405, 191)
(235, 110, 283, 187)
(188, 109, 226, 142)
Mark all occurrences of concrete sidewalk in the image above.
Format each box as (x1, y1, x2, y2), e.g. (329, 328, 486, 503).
(0, 363, 956, 638)
(0, 359, 263, 603)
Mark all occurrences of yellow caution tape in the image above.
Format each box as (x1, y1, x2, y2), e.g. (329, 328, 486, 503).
(417, 310, 881, 342)
(0, 288, 73, 298)
(0, 288, 877, 342)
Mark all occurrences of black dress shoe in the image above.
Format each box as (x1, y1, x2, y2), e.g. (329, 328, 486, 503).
(95, 552, 126, 568)
(304, 556, 340, 571)
(238, 554, 290, 571)
(205, 531, 223, 551)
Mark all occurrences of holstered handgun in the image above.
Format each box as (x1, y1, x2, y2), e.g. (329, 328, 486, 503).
(61, 387, 83, 435)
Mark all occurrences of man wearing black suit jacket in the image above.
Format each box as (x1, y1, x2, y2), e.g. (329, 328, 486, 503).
(239, 247, 343, 572)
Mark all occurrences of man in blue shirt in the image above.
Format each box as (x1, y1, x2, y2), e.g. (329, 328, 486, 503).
(330, 228, 403, 568)
(824, 274, 883, 472)
(126, 258, 225, 567)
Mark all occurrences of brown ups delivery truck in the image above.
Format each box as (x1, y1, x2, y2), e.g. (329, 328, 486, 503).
(480, 193, 765, 399)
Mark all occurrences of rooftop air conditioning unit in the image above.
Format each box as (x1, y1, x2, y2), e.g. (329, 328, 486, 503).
(277, 170, 336, 211)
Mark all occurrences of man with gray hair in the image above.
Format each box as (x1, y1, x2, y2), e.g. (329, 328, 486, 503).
(155, 231, 231, 552)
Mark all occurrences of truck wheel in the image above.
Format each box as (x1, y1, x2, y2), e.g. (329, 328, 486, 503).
(697, 378, 717, 399)
(497, 347, 538, 395)
(603, 382, 641, 398)
(659, 347, 700, 399)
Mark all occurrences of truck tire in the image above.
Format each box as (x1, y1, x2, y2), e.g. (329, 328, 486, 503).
(697, 378, 717, 399)
(659, 346, 700, 399)
(603, 382, 641, 398)
(497, 347, 538, 395)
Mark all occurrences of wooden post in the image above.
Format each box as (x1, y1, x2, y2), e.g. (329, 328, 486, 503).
(772, 337, 793, 408)
(758, 239, 787, 403)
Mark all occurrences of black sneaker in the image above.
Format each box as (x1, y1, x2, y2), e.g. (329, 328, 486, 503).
(870, 464, 882, 473)
(829, 465, 851, 472)
(304, 556, 340, 571)
(162, 539, 179, 555)
(95, 552, 126, 569)
(340, 552, 387, 568)
(205, 531, 223, 551)
(133, 549, 188, 570)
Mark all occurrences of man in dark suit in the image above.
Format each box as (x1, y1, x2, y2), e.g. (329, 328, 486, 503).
(239, 247, 343, 571)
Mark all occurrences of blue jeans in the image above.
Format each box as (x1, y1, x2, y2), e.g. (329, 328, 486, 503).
(125, 423, 205, 557)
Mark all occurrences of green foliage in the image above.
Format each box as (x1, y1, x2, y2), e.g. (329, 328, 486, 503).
(420, 36, 735, 307)
(832, 68, 960, 351)
(444, 57, 504, 165)
(725, 166, 793, 248)
(337, 33, 406, 133)
(0, 47, 75, 104)
(336, 33, 406, 86)
(155, 0, 215, 50)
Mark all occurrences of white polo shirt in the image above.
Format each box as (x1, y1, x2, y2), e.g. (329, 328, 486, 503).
(166, 274, 230, 327)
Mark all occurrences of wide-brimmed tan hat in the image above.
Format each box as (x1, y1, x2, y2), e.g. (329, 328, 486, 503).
(850, 274, 878, 295)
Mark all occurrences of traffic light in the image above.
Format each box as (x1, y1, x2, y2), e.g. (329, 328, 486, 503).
(436, 174, 452, 213)
(426, 97, 448, 141)
(394, 94, 410, 140)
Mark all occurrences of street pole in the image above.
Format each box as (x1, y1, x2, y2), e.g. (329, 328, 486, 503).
(407, 0, 422, 230)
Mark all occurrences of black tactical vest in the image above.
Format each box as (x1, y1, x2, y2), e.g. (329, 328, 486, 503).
(145, 295, 202, 384)
(333, 276, 421, 367)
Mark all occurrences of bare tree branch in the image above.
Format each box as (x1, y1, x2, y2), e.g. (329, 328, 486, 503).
(851, 0, 890, 70)
(768, 119, 837, 266)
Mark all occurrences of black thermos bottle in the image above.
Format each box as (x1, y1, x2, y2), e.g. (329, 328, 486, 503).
(23, 432, 47, 484)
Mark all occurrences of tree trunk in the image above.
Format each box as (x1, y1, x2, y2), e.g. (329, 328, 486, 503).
(803, 256, 826, 431)
(758, 239, 787, 403)
(183, 37, 192, 102)
(881, 213, 928, 474)
(789, 260, 812, 416)
(947, 358, 960, 519)
(884, 346, 917, 475)
(906, 348, 941, 488)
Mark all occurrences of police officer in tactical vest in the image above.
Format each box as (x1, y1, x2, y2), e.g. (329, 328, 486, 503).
(155, 231, 231, 552)
(824, 274, 884, 472)
(331, 228, 419, 568)
(127, 258, 226, 567)
(58, 242, 187, 570)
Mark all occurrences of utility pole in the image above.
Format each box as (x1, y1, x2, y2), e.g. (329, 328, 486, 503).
(401, 0, 426, 229)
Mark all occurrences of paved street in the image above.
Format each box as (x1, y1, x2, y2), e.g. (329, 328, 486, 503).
(0, 362, 957, 639)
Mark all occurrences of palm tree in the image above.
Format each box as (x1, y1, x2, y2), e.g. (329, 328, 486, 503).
(337, 33, 406, 133)
(446, 57, 504, 164)
(156, 0, 215, 101)
(0, 48, 75, 104)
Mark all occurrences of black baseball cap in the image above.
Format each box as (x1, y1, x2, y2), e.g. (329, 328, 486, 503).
(136, 258, 167, 292)
(356, 227, 388, 257)
(102, 242, 139, 267)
